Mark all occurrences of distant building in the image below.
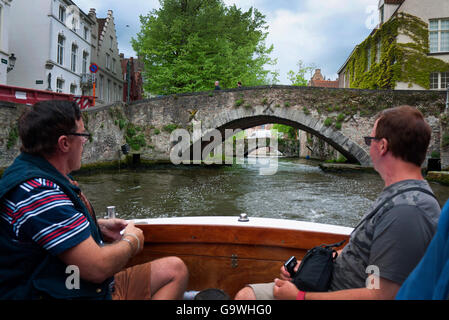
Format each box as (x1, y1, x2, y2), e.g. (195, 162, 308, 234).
(0, 0, 13, 85)
(337, 0, 449, 90)
(308, 69, 339, 88)
(8, 0, 94, 94)
(120, 55, 144, 103)
(87, 9, 124, 105)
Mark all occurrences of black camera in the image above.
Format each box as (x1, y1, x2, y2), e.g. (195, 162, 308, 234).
(284, 256, 297, 277)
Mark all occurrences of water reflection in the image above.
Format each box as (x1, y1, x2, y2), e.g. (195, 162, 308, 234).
(75, 158, 449, 228)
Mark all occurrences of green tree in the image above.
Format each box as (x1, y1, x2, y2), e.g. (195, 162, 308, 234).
(272, 124, 297, 139)
(287, 60, 316, 86)
(132, 0, 278, 95)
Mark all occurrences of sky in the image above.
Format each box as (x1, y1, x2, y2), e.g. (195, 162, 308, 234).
(76, 0, 379, 84)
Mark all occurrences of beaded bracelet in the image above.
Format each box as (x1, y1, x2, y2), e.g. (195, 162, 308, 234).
(121, 237, 135, 255)
(122, 233, 141, 254)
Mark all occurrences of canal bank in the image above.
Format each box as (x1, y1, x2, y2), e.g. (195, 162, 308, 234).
(427, 171, 449, 186)
(320, 162, 449, 186)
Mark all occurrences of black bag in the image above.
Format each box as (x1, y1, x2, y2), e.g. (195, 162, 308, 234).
(292, 240, 346, 292)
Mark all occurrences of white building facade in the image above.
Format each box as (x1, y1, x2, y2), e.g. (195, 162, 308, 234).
(0, 0, 13, 85)
(8, 0, 94, 95)
(87, 9, 123, 105)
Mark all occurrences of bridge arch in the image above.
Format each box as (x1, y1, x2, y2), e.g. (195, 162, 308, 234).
(178, 105, 371, 166)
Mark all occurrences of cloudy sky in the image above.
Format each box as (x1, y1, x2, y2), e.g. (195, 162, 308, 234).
(76, 0, 379, 84)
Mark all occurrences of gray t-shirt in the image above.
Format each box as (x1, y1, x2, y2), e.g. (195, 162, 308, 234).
(330, 179, 441, 291)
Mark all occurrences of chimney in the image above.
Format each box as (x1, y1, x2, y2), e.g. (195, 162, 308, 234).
(88, 8, 97, 22)
(312, 69, 324, 81)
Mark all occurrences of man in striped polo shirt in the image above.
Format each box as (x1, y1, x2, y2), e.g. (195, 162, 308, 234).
(0, 100, 188, 300)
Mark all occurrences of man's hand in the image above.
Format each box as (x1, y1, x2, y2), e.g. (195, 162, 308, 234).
(280, 260, 300, 281)
(98, 218, 128, 242)
(273, 278, 299, 300)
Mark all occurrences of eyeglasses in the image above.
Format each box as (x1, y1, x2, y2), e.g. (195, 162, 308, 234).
(364, 136, 380, 146)
(67, 132, 92, 140)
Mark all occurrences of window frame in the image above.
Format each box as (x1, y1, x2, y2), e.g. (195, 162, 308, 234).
(430, 72, 449, 89)
(82, 51, 88, 74)
(429, 18, 449, 53)
(56, 78, 64, 93)
(59, 5, 66, 23)
(57, 35, 65, 65)
(71, 43, 78, 72)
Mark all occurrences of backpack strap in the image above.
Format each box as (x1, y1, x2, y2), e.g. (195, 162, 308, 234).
(352, 187, 438, 232)
(322, 239, 346, 249)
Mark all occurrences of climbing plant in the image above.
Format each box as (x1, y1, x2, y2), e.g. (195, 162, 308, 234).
(346, 13, 449, 90)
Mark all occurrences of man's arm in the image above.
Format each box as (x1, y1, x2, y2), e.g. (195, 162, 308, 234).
(273, 276, 400, 300)
(58, 222, 143, 284)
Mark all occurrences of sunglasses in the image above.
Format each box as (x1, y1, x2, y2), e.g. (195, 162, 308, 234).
(364, 136, 380, 146)
(67, 132, 92, 140)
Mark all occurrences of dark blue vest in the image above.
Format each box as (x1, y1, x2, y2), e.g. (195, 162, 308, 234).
(0, 153, 112, 299)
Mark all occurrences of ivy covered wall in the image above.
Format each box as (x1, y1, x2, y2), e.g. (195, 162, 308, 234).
(344, 13, 449, 90)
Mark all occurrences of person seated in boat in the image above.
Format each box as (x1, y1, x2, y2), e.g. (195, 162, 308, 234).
(235, 105, 441, 300)
(395, 199, 449, 300)
(0, 100, 188, 300)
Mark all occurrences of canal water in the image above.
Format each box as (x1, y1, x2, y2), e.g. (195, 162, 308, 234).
(75, 158, 449, 228)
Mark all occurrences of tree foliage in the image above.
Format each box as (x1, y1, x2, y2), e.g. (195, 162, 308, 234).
(272, 124, 297, 139)
(287, 60, 316, 86)
(132, 0, 278, 95)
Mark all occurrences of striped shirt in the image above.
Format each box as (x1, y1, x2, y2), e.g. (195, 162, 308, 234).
(0, 178, 91, 255)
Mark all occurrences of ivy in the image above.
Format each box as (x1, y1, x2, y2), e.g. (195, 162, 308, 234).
(346, 13, 449, 90)
(6, 125, 18, 150)
(125, 122, 147, 151)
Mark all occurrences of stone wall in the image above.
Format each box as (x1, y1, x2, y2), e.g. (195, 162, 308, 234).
(0, 102, 26, 168)
(441, 113, 449, 170)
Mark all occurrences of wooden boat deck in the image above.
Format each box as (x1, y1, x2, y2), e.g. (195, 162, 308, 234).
(127, 217, 352, 298)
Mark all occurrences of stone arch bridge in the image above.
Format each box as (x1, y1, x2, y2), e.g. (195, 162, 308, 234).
(2, 85, 444, 169)
(77, 85, 446, 168)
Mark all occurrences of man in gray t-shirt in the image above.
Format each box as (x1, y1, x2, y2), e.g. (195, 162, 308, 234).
(235, 106, 441, 300)
(331, 179, 440, 291)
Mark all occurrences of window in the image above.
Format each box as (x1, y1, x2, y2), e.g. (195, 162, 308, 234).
(106, 53, 110, 70)
(57, 35, 65, 65)
(107, 79, 111, 102)
(84, 27, 89, 41)
(70, 84, 77, 94)
(110, 36, 114, 49)
(112, 58, 116, 73)
(82, 51, 89, 74)
(71, 17, 78, 31)
(380, 5, 384, 25)
(56, 79, 64, 93)
(59, 5, 66, 22)
(429, 19, 449, 53)
(430, 72, 439, 89)
(442, 72, 449, 89)
(376, 40, 382, 63)
(99, 75, 104, 100)
(430, 72, 449, 89)
(366, 47, 371, 71)
(71, 44, 78, 72)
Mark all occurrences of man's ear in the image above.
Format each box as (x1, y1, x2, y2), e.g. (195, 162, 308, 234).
(57, 135, 71, 153)
(379, 138, 389, 156)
